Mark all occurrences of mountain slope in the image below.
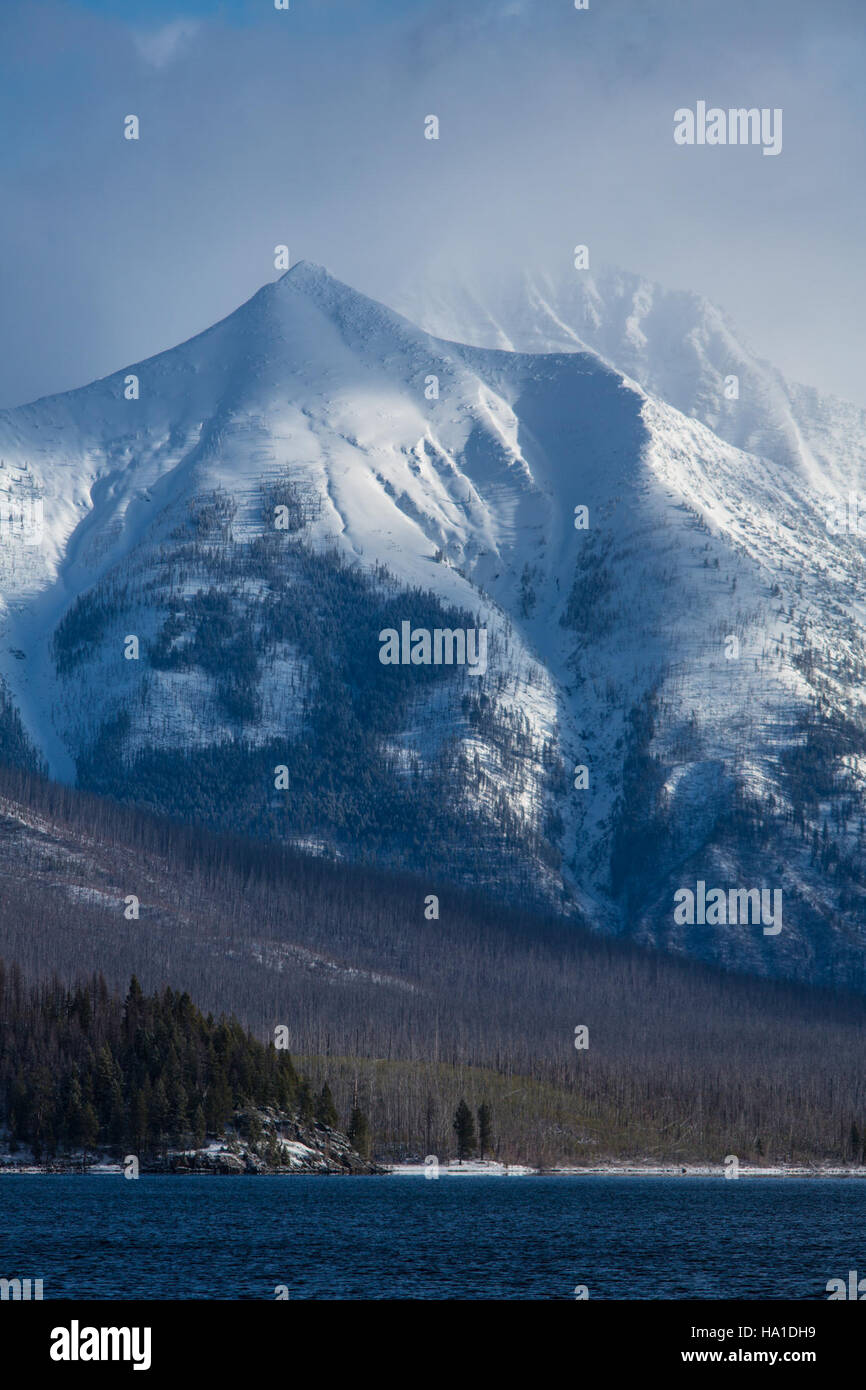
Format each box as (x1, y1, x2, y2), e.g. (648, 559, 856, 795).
(1, 264, 866, 982)
(2, 762, 866, 1168)
(392, 262, 866, 493)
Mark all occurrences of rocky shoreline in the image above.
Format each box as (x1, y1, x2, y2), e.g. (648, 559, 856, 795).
(0, 1107, 383, 1176)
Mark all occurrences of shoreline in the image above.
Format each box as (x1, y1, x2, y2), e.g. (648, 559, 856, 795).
(4, 1158, 866, 1178)
(386, 1159, 866, 1178)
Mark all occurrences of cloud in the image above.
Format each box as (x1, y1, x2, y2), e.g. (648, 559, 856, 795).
(133, 18, 201, 69)
(0, 0, 865, 409)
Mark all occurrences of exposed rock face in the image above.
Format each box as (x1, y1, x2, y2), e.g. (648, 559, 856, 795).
(0, 1106, 381, 1175)
(158, 1107, 382, 1175)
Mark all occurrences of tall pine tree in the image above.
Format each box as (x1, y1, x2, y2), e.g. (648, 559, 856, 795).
(453, 1099, 476, 1162)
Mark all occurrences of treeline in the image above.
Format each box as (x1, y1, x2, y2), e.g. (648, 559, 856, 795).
(0, 964, 345, 1162)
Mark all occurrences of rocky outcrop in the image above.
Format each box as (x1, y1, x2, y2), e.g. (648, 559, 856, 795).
(0, 1106, 382, 1176)
(157, 1106, 383, 1176)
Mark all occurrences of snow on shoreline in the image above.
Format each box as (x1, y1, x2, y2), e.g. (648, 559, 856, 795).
(3, 1158, 866, 1178)
(386, 1159, 866, 1179)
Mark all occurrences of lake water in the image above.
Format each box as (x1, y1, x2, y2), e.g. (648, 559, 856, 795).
(1, 1175, 863, 1300)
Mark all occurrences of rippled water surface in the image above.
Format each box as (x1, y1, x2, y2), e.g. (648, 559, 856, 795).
(1, 1175, 863, 1299)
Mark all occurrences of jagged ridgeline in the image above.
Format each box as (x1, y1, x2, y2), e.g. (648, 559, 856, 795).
(49, 478, 558, 900)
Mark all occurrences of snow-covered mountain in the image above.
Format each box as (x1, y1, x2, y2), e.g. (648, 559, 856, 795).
(1, 262, 866, 985)
(394, 263, 866, 493)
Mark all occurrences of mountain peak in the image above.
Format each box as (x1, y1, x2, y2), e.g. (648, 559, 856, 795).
(271, 258, 385, 319)
(277, 259, 332, 288)
(269, 259, 433, 357)
(3, 255, 866, 987)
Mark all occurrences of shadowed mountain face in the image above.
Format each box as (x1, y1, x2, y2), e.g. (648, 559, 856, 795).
(1, 263, 866, 985)
(393, 263, 866, 492)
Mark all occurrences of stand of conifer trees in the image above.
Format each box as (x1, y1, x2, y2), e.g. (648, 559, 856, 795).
(0, 963, 319, 1161)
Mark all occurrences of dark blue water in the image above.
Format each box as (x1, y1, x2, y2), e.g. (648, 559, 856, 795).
(2, 1176, 864, 1299)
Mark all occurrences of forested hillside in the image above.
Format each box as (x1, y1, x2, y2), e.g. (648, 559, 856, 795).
(1, 763, 865, 1166)
(0, 964, 375, 1172)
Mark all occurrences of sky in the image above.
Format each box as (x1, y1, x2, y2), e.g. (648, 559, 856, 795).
(1, 0, 865, 409)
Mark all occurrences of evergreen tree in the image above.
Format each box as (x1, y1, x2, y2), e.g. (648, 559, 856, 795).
(151, 1078, 170, 1144)
(169, 1078, 189, 1143)
(81, 1102, 99, 1153)
(275, 1052, 299, 1110)
(131, 1085, 149, 1152)
(347, 1107, 371, 1159)
(107, 1089, 126, 1150)
(315, 1082, 338, 1128)
(205, 1069, 232, 1134)
(453, 1099, 476, 1162)
(243, 1110, 263, 1148)
(64, 1076, 86, 1151)
(193, 1104, 207, 1149)
(95, 1043, 124, 1133)
(850, 1120, 861, 1162)
(296, 1079, 315, 1125)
